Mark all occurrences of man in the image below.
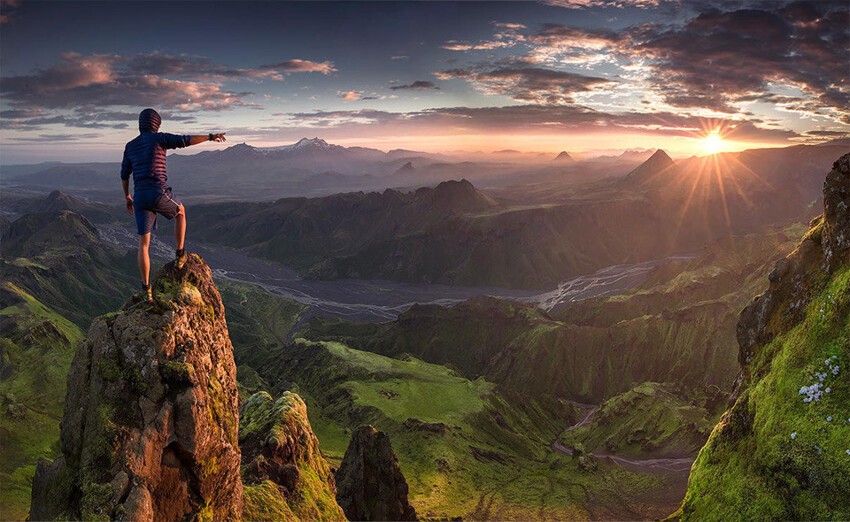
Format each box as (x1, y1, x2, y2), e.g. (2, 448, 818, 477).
(121, 108, 226, 302)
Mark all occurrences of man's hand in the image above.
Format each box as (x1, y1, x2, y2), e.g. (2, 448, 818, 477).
(125, 194, 134, 215)
(210, 132, 227, 143)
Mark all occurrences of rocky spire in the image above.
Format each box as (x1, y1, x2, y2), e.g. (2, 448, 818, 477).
(240, 391, 346, 520)
(30, 254, 243, 521)
(335, 425, 417, 521)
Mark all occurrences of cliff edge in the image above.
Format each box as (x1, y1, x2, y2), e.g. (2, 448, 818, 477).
(679, 153, 850, 519)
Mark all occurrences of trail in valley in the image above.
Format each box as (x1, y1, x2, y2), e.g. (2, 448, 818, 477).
(550, 402, 694, 519)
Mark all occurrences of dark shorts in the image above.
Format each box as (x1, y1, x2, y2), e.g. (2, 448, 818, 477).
(134, 189, 183, 235)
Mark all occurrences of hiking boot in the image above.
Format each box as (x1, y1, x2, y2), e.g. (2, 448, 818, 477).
(175, 249, 187, 269)
(142, 284, 153, 303)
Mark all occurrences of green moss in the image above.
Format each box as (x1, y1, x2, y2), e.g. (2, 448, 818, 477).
(682, 266, 850, 519)
(96, 357, 121, 382)
(243, 481, 297, 522)
(122, 366, 147, 394)
(249, 337, 682, 519)
(561, 382, 713, 457)
(161, 360, 195, 384)
(288, 465, 345, 521)
(0, 284, 83, 519)
(79, 481, 112, 521)
(206, 373, 238, 446)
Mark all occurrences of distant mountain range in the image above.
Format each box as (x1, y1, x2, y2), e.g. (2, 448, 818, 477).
(0, 137, 663, 201)
(185, 142, 847, 288)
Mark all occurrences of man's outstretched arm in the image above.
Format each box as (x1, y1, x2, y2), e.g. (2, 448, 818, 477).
(185, 133, 227, 146)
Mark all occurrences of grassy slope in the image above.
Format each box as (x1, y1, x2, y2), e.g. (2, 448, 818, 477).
(0, 212, 137, 520)
(303, 231, 798, 402)
(681, 266, 850, 519)
(0, 283, 83, 521)
(221, 283, 684, 519)
(252, 337, 687, 520)
(560, 382, 714, 458)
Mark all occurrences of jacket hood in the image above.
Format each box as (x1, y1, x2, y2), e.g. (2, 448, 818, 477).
(139, 108, 161, 132)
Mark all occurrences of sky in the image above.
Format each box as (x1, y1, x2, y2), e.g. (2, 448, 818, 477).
(0, 0, 848, 163)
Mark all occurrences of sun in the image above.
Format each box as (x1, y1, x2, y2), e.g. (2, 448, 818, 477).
(702, 131, 725, 155)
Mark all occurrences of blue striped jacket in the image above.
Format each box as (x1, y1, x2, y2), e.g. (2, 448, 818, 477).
(120, 131, 190, 193)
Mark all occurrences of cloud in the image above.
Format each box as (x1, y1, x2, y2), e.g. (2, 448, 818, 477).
(6, 132, 102, 142)
(442, 20, 526, 51)
(527, 24, 621, 65)
(260, 59, 337, 74)
(436, 60, 615, 104)
(542, 0, 667, 8)
(0, 52, 287, 115)
(804, 130, 849, 137)
(390, 80, 440, 91)
(285, 104, 801, 142)
(0, 0, 22, 24)
(514, 3, 850, 124)
(339, 90, 363, 101)
(628, 5, 850, 122)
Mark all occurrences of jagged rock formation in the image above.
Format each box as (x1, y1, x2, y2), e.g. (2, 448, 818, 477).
(30, 254, 243, 521)
(335, 425, 417, 521)
(240, 391, 346, 521)
(679, 153, 850, 519)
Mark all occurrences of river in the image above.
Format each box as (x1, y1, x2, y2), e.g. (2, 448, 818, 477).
(98, 223, 693, 322)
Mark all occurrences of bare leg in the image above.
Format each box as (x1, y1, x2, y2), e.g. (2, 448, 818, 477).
(138, 233, 151, 286)
(175, 204, 186, 251)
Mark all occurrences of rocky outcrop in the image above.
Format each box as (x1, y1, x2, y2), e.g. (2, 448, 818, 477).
(240, 391, 345, 521)
(679, 153, 850, 519)
(30, 254, 243, 521)
(737, 154, 850, 370)
(335, 425, 417, 521)
(822, 153, 850, 271)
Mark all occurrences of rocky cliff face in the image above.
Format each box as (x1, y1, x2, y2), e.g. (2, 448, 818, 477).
(30, 254, 243, 521)
(335, 425, 417, 521)
(679, 153, 850, 519)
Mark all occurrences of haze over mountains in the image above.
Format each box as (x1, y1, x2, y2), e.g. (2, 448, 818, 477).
(3, 138, 846, 290)
(0, 136, 714, 202)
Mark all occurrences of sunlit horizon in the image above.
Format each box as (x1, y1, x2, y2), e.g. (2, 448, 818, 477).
(1, 1, 847, 165)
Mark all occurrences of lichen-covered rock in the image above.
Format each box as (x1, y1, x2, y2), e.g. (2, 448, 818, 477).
(679, 153, 850, 519)
(335, 425, 417, 521)
(823, 153, 850, 271)
(239, 391, 345, 521)
(29, 254, 243, 521)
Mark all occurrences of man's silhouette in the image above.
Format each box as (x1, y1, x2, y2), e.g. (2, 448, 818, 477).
(121, 108, 226, 302)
